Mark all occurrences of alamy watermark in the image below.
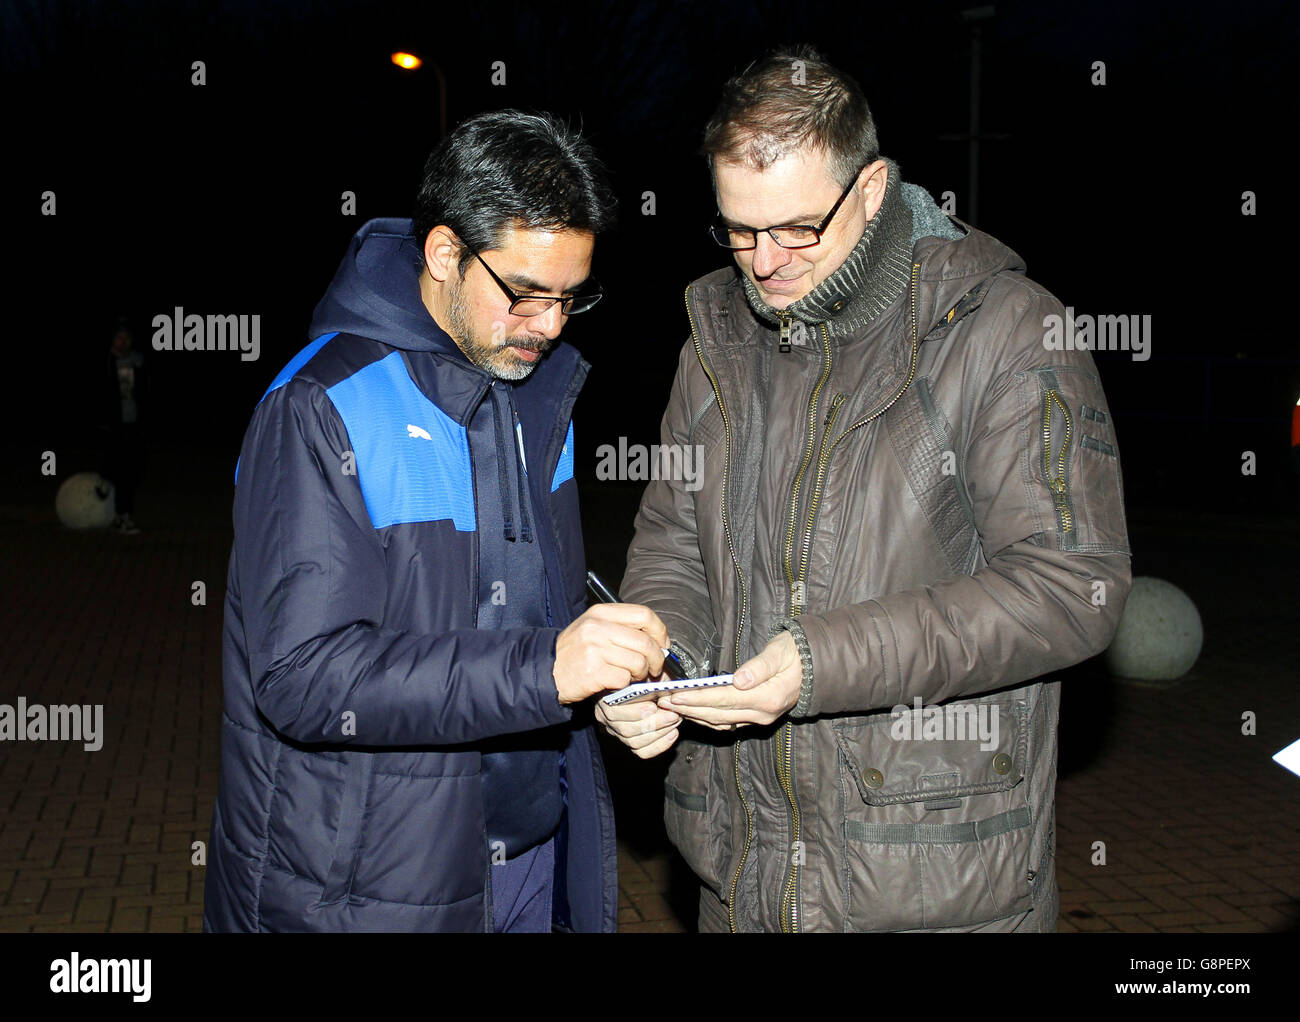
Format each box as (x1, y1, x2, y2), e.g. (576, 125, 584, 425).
(0, 698, 103, 751)
(1043, 308, 1151, 362)
(890, 696, 1000, 752)
(49, 954, 150, 1002)
(595, 438, 704, 492)
(152, 307, 260, 361)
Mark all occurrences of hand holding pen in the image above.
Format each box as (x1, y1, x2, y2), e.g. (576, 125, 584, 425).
(586, 570, 688, 759)
(551, 573, 672, 705)
(585, 570, 688, 681)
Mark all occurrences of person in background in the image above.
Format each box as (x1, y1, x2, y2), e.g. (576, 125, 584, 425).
(104, 319, 146, 534)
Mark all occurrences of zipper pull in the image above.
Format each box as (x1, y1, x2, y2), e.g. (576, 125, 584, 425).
(779, 313, 792, 353)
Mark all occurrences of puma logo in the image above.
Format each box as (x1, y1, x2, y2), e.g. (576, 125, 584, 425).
(407, 424, 432, 441)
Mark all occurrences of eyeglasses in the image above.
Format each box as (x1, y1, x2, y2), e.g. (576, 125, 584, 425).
(708, 163, 870, 251)
(469, 249, 603, 316)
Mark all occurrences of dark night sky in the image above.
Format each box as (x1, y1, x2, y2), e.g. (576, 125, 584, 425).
(4, 0, 1296, 511)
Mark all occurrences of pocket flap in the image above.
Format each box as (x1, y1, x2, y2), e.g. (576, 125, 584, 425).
(317, 752, 373, 904)
(834, 697, 1027, 807)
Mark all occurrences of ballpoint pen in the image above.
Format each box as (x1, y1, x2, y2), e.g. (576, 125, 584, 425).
(585, 569, 688, 681)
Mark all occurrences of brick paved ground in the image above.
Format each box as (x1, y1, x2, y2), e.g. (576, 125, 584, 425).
(1049, 509, 1300, 933)
(2, 450, 1298, 932)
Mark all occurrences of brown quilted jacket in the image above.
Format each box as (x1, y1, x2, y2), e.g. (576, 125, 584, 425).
(620, 218, 1132, 932)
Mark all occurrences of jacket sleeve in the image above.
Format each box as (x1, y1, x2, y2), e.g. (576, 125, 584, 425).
(618, 337, 719, 676)
(788, 278, 1133, 717)
(233, 378, 573, 746)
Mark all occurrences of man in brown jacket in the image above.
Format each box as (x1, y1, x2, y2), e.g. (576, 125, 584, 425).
(600, 46, 1132, 932)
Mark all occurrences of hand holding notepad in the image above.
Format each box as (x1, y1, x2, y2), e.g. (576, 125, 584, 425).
(600, 673, 735, 707)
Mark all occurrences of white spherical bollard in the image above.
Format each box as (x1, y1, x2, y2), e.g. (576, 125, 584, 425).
(55, 472, 116, 530)
(1105, 576, 1203, 683)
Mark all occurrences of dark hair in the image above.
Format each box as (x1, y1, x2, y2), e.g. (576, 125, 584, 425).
(701, 44, 879, 188)
(412, 109, 617, 275)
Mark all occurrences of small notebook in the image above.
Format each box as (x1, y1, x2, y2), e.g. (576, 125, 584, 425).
(600, 674, 735, 707)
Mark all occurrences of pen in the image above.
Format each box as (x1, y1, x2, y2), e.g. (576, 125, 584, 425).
(585, 570, 688, 681)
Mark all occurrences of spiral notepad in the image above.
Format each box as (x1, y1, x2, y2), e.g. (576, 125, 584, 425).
(600, 674, 735, 707)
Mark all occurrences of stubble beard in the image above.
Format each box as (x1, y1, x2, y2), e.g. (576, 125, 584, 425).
(445, 273, 550, 381)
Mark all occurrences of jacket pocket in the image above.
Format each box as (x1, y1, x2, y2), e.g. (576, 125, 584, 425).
(663, 739, 726, 895)
(351, 754, 483, 907)
(1023, 366, 1130, 555)
(833, 695, 1034, 930)
(317, 753, 373, 905)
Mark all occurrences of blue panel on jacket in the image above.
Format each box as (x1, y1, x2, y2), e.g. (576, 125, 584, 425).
(550, 420, 574, 493)
(326, 351, 477, 531)
(235, 332, 340, 484)
(261, 332, 340, 402)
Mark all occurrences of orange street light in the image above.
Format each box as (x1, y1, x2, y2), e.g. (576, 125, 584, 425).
(391, 52, 422, 70)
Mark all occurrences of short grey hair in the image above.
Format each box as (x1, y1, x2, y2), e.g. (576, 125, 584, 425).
(701, 44, 880, 189)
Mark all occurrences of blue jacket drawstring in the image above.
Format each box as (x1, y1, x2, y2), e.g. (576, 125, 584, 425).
(490, 384, 532, 543)
(512, 405, 533, 543)
(491, 390, 516, 542)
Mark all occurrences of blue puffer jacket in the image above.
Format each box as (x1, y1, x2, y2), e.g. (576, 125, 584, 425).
(202, 217, 617, 932)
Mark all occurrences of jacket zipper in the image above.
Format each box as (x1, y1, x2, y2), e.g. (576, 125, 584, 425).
(684, 285, 753, 933)
(687, 264, 924, 933)
(774, 319, 832, 933)
(797, 392, 848, 584)
(782, 321, 833, 600)
(778, 383, 847, 932)
(811, 263, 923, 478)
(1042, 389, 1074, 533)
(775, 264, 924, 932)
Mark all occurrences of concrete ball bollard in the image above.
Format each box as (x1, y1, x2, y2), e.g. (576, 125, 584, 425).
(1105, 576, 1203, 684)
(55, 472, 116, 530)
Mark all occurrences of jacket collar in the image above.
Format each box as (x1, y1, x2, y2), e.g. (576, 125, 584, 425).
(685, 218, 1030, 442)
(690, 217, 1028, 357)
(397, 324, 587, 435)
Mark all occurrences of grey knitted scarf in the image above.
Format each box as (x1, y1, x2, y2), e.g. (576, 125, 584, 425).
(739, 157, 964, 337)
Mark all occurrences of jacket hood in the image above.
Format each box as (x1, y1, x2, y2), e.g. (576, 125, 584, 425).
(911, 220, 1026, 338)
(309, 217, 469, 361)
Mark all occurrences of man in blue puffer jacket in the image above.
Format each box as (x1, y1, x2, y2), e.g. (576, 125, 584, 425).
(203, 111, 668, 932)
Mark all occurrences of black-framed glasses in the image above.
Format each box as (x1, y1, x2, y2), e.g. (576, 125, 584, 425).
(708, 162, 871, 251)
(469, 249, 603, 316)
